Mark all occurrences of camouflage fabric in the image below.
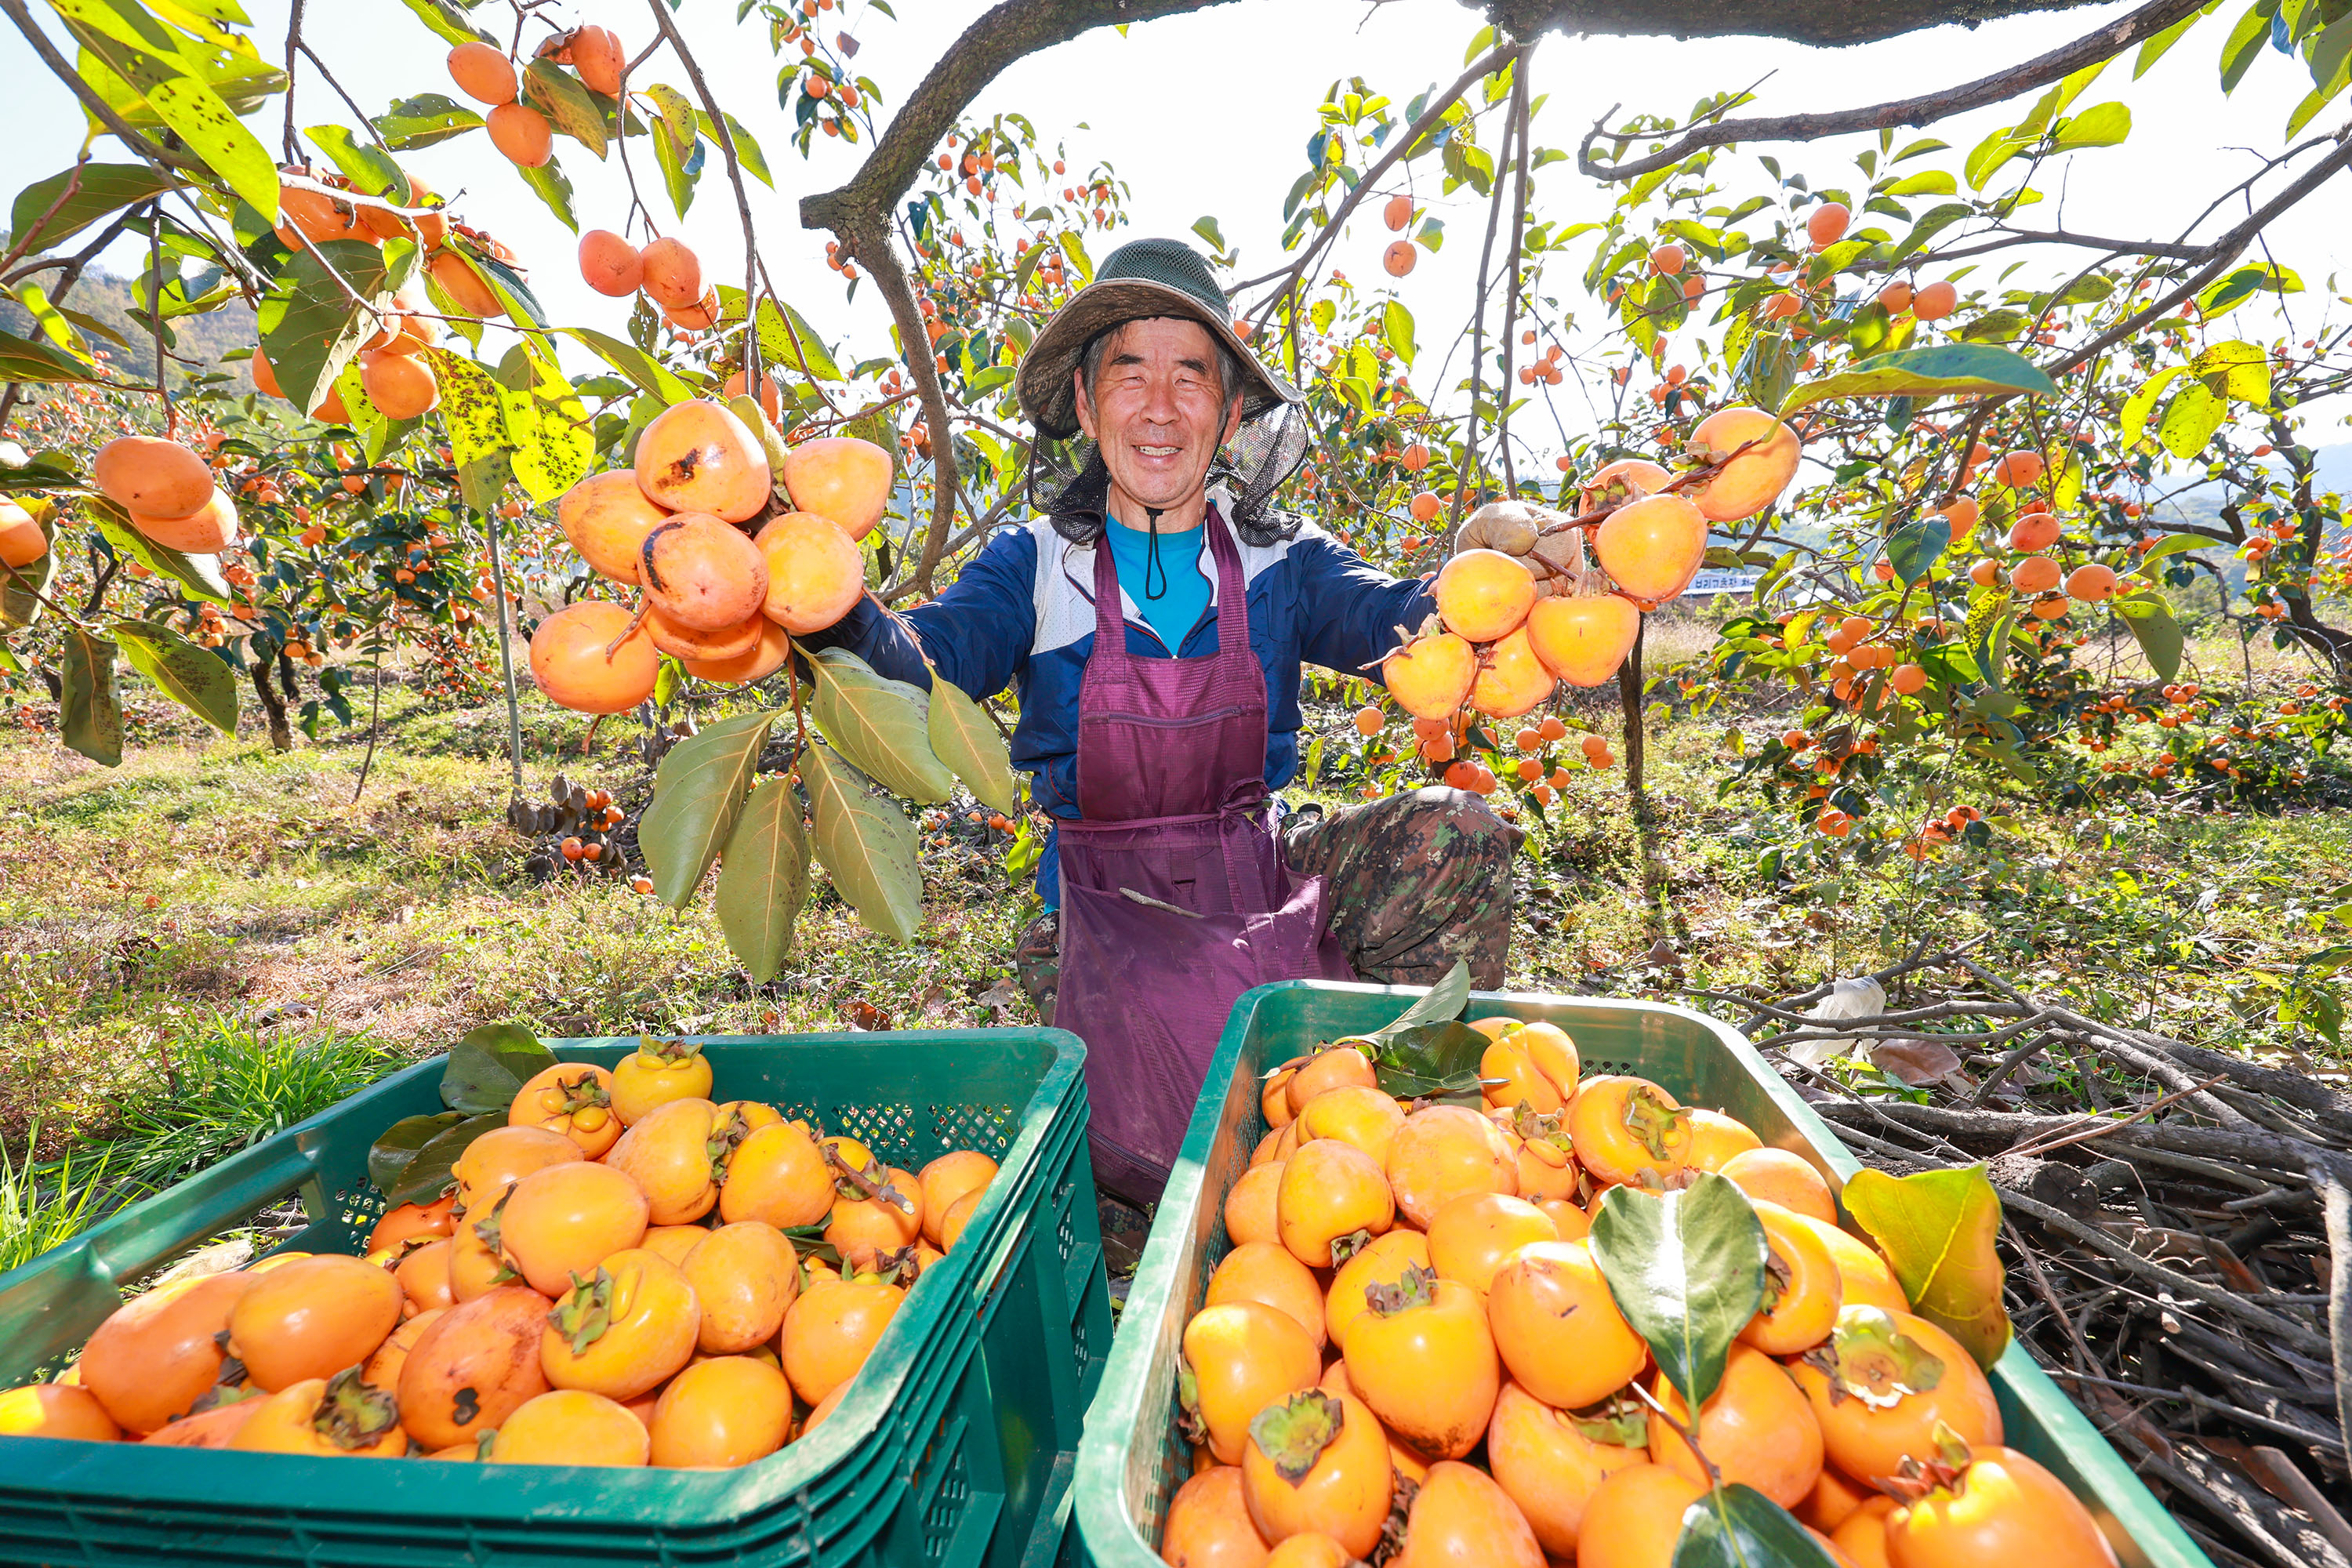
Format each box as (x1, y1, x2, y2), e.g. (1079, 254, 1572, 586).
(1281, 786, 1521, 989)
(1011, 786, 1520, 1024)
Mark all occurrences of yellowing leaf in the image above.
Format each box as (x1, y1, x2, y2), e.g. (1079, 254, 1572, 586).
(1842, 1164, 2013, 1370)
(927, 673, 1018, 816)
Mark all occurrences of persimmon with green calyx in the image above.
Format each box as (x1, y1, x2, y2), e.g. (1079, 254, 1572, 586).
(1323, 1228, 1429, 1351)
(498, 1160, 649, 1297)
(612, 1036, 713, 1124)
(1338, 1262, 1498, 1460)
(1567, 1075, 1693, 1189)
(540, 1248, 701, 1402)
(1181, 1300, 1322, 1465)
(1882, 1432, 2118, 1567)
(1682, 407, 1802, 522)
(1381, 628, 1477, 720)
(1240, 1390, 1395, 1559)
(1789, 1306, 2002, 1485)
(509, 1062, 622, 1158)
(1485, 1381, 1650, 1561)
(230, 1367, 407, 1457)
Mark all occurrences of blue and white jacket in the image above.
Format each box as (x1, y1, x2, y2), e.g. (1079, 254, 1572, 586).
(804, 497, 1436, 903)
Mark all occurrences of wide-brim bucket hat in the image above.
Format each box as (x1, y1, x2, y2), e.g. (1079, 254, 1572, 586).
(1015, 237, 1301, 441)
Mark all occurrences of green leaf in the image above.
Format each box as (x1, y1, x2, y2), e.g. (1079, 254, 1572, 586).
(1381, 299, 1417, 366)
(1672, 1484, 1843, 1568)
(714, 776, 812, 983)
(1, 532, 56, 628)
(373, 93, 484, 151)
(2198, 263, 2302, 314)
(522, 59, 608, 159)
(439, 1022, 556, 1116)
(2190, 337, 2271, 403)
(367, 1110, 465, 1192)
(2051, 101, 2131, 149)
(0, 325, 104, 383)
(1778, 344, 2056, 417)
(113, 618, 237, 732)
(2158, 381, 2226, 459)
(803, 742, 923, 943)
(1878, 170, 1955, 198)
(1843, 1165, 2013, 1369)
(691, 110, 771, 187)
(639, 708, 779, 906)
(260, 238, 405, 416)
(2137, 532, 2214, 564)
(1374, 959, 1472, 1038)
(756, 297, 844, 383)
(2220, 0, 2272, 91)
(9, 162, 175, 249)
(1888, 201, 1972, 262)
(1369, 1021, 1494, 1101)
(54, 1, 280, 219)
(397, 0, 495, 46)
(810, 648, 953, 804)
(1589, 1174, 1768, 1410)
(1886, 514, 1951, 584)
(60, 626, 123, 767)
(2114, 590, 2183, 681)
(383, 1112, 506, 1207)
(304, 125, 409, 201)
(927, 673, 1018, 816)
(651, 111, 701, 218)
(562, 327, 695, 404)
(517, 156, 578, 232)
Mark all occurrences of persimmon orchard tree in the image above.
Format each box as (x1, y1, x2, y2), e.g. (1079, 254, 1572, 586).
(0, 0, 2348, 968)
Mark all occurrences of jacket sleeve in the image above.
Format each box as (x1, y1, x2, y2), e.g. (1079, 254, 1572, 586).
(795, 524, 1036, 698)
(1290, 529, 1439, 682)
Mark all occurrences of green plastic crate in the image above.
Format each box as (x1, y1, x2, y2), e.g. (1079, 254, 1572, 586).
(1075, 980, 2213, 1568)
(0, 1028, 1112, 1568)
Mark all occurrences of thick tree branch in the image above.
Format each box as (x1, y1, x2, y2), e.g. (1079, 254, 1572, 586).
(839, 212, 959, 598)
(799, 0, 1239, 233)
(1575, 0, 2204, 180)
(1504, 0, 2143, 51)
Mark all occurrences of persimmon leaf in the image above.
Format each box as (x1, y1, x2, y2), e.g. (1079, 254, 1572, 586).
(1589, 1174, 1768, 1411)
(1842, 1165, 2013, 1370)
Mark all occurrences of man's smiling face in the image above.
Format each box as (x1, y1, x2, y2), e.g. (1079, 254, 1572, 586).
(1073, 317, 1243, 521)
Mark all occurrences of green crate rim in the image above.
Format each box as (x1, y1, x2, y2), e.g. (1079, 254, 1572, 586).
(1073, 979, 2212, 1568)
(0, 1026, 1084, 1537)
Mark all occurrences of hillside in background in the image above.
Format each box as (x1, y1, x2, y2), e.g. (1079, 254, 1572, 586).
(0, 264, 259, 394)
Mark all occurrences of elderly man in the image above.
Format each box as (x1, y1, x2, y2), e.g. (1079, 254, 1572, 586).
(809, 237, 1518, 1210)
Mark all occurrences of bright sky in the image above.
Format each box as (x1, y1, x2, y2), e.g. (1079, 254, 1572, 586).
(3, 0, 2345, 446)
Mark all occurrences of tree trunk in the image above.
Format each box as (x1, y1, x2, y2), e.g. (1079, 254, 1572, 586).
(1617, 616, 1647, 808)
(251, 655, 292, 752)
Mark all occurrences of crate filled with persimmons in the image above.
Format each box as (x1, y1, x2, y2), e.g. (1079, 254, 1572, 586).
(2, 1030, 1014, 1471)
(1117, 973, 2132, 1568)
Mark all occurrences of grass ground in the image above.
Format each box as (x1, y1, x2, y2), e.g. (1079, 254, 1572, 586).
(5, 611, 2347, 1172)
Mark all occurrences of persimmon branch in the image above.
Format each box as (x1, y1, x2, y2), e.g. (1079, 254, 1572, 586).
(1574, 0, 2206, 180)
(839, 211, 959, 598)
(1502, 0, 2154, 53)
(0, 0, 205, 175)
(641, 0, 763, 383)
(797, 0, 1240, 233)
(1235, 39, 1523, 318)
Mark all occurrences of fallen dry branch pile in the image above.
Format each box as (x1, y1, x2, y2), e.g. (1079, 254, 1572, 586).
(1704, 949, 2352, 1568)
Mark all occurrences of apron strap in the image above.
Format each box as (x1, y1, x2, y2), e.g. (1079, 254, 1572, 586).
(1203, 506, 1252, 676)
(1087, 528, 1132, 671)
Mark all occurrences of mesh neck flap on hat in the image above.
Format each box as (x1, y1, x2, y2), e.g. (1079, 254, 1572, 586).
(1026, 399, 1312, 548)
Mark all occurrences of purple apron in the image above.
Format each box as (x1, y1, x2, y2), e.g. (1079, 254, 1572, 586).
(1054, 507, 1352, 1206)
